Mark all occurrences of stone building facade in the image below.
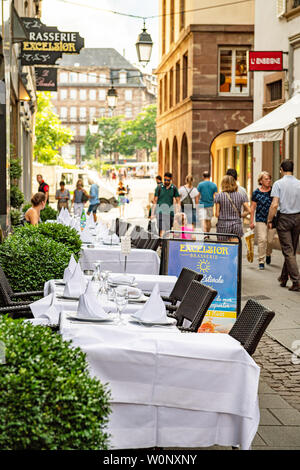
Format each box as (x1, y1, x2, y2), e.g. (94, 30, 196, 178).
(50, 48, 156, 165)
(156, 0, 255, 193)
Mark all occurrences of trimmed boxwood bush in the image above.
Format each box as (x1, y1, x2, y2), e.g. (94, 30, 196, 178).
(40, 205, 58, 222)
(9, 159, 22, 180)
(14, 223, 82, 258)
(10, 208, 22, 226)
(0, 317, 111, 450)
(10, 185, 24, 209)
(0, 231, 73, 292)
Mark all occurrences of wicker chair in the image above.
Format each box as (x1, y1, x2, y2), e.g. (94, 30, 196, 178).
(170, 280, 217, 332)
(229, 299, 275, 356)
(156, 267, 203, 311)
(130, 225, 142, 247)
(0, 303, 33, 319)
(0, 265, 43, 307)
(135, 230, 151, 249)
(145, 236, 161, 251)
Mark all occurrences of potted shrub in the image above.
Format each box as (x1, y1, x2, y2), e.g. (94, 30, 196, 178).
(0, 317, 111, 450)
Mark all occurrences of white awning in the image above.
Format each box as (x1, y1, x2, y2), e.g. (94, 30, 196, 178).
(236, 92, 300, 144)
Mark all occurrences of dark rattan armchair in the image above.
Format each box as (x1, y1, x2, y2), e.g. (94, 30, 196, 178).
(0, 303, 33, 319)
(0, 266, 43, 307)
(229, 299, 275, 356)
(160, 267, 203, 311)
(169, 280, 217, 332)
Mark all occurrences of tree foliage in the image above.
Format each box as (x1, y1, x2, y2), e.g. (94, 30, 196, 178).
(34, 92, 73, 164)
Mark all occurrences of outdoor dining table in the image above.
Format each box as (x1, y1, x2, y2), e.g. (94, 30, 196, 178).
(60, 312, 260, 451)
(79, 244, 160, 275)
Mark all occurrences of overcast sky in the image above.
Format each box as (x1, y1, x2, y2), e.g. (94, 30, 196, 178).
(41, 0, 159, 72)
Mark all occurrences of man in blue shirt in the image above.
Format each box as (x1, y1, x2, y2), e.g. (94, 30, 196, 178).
(267, 160, 300, 291)
(197, 171, 218, 234)
(87, 178, 100, 223)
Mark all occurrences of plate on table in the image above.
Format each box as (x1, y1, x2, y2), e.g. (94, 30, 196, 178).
(54, 280, 66, 286)
(129, 315, 176, 326)
(128, 294, 148, 303)
(66, 314, 114, 323)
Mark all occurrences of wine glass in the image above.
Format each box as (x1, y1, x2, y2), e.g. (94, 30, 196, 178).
(115, 286, 128, 325)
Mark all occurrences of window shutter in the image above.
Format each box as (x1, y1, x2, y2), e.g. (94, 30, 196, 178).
(277, 0, 286, 17)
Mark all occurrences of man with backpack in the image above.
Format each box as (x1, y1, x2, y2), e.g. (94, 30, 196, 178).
(151, 172, 180, 236)
(179, 175, 199, 227)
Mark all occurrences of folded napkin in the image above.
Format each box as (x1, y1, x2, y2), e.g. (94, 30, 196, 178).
(77, 281, 108, 319)
(80, 225, 94, 243)
(102, 233, 120, 245)
(30, 292, 61, 324)
(63, 263, 87, 298)
(86, 212, 96, 229)
(108, 273, 135, 285)
(57, 208, 71, 226)
(132, 283, 167, 323)
(127, 286, 142, 299)
(63, 254, 77, 283)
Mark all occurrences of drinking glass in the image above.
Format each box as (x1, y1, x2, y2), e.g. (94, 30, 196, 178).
(115, 286, 128, 325)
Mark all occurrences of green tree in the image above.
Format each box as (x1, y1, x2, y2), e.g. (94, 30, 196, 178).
(121, 104, 157, 161)
(85, 116, 122, 162)
(34, 92, 73, 164)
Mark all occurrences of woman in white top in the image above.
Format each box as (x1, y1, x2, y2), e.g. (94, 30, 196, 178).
(178, 175, 199, 226)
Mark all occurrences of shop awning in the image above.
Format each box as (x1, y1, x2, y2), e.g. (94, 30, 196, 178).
(236, 92, 300, 144)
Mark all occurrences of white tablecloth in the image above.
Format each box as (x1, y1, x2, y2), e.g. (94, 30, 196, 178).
(80, 245, 160, 275)
(60, 313, 260, 450)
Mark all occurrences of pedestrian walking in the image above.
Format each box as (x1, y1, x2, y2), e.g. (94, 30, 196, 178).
(214, 175, 250, 241)
(156, 175, 162, 186)
(117, 180, 128, 217)
(267, 160, 300, 291)
(179, 175, 199, 227)
(87, 178, 100, 223)
(72, 179, 89, 217)
(226, 168, 248, 196)
(250, 171, 275, 270)
(55, 181, 70, 212)
(36, 174, 49, 204)
(197, 171, 218, 234)
(151, 172, 180, 236)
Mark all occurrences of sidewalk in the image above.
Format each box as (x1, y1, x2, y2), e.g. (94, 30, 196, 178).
(242, 246, 300, 450)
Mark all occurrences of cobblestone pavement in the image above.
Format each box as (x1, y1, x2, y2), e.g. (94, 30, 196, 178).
(254, 335, 300, 413)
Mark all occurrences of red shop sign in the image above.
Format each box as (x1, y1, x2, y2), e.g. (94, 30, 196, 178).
(249, 51, 283, 71)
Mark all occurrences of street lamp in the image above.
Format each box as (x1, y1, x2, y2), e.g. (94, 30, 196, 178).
(136, 20, 153, 66)
(88, 119, 98, 135)
(107, 85, 118, 110)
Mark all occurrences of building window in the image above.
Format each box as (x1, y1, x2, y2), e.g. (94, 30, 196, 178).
(176, 61, 180, 103)
(88, 73, 97, 83)
(90, 107, 96, 119)
(79, 89, 87, 101)
(51, 91, 58, 100)
(170, 0, 175, 44)
(60, 107, 67, 120)
(79, 107, 86, 121)
(60, 89, 67, 100)
(159, 79, 163, 114)
(119, 71, 127, 84)
(59, 72, 68, 82)
(169, 68, 174, 108)
(70, 89, 77, 100)
(182, 53, 188, 99)
(219, 48, 249, 95)
(70, 125, 77, 135)
(99, 107, 106, 117)
(99, 89, 106, 100)
(79, 73, 88, 82)
(180, 0, 185, 30)
(125, 90, 132, 101)
(164, 73, 168, 111)
(125, 107, 132, 118)
(81, 145, 86, 157)
(89, 89, 96, 100)
(99, 74, 107, 84)
(79, 125, 86, 136)
(267, 80, 282, 101)
(70, 107, 77, 121)
(162, 0, 166, 55)
(70, 72, 77, 83)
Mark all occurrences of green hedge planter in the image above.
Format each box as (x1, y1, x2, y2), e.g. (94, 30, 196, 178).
(0, 317, 111, 450)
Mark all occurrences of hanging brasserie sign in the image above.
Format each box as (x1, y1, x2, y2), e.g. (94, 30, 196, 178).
(20, 18, 84, 65)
